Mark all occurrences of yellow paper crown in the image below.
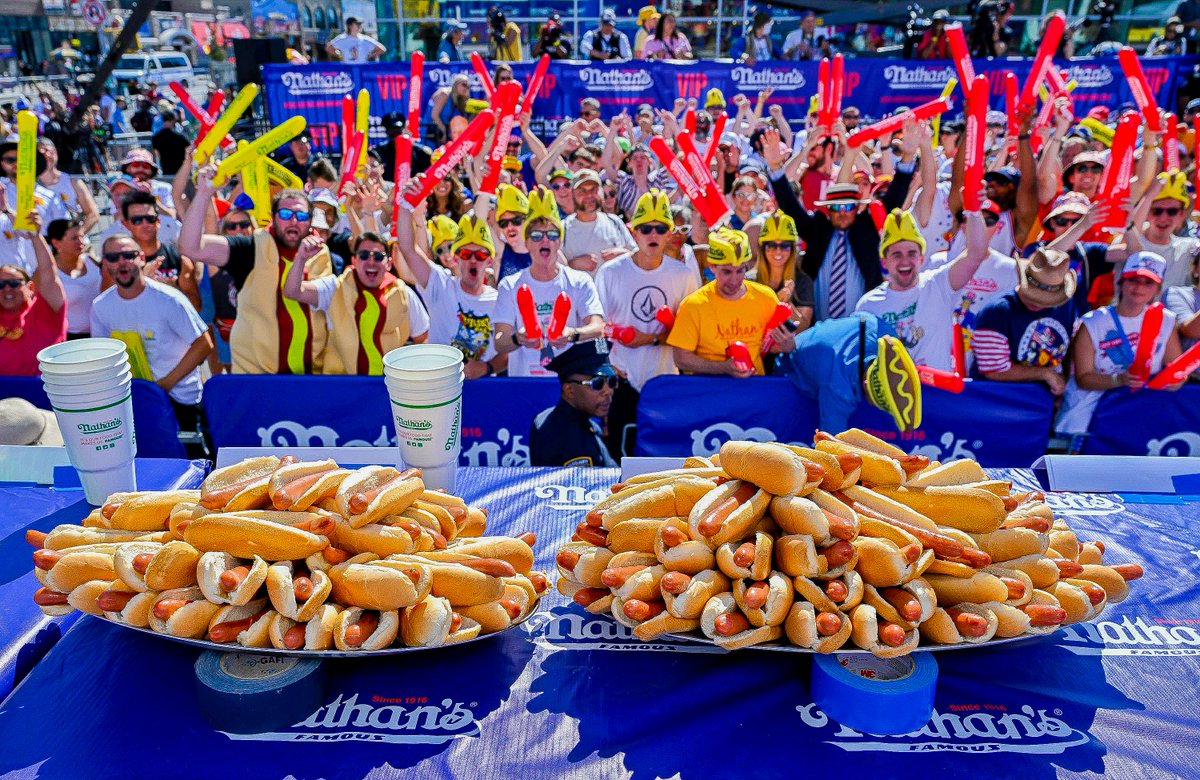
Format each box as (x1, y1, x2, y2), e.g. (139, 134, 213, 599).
(427, 214, 459, 251)
(705, 88, 726, 110)
(707, 231, 738, 265)
(451, 214, 495, 256)
(630, 189, 672, 229)
(525, 185, 563, 236)
(759, 211, 798, 244)
(496, 183, 529, 216)
(880, 209, 926, 256)
(1156, 169, 1190, 208)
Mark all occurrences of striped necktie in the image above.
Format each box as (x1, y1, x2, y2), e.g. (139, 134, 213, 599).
(828, 230, 849, 319)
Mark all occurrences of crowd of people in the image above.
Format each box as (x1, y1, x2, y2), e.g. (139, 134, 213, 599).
(1, 51, 1199, 464)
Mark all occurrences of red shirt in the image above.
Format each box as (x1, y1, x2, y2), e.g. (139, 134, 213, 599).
(0, 295, 67, 376)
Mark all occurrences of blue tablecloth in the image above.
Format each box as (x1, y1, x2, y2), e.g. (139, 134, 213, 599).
(1, 465, 1196, 779)
(0, 459, 209, 700)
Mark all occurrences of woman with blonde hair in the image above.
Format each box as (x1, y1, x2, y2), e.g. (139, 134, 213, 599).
(754, 211, 813, 333)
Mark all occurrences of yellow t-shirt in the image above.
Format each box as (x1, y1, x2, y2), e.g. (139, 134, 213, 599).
(667, 281, 779, 375)
(496, 22, 523, 61)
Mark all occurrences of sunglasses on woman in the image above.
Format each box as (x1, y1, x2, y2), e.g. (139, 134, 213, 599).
(0, 278, 27, 289)
(356, 249, 388, 262)
(456, 248, 491, 262)
(636, 224, 669, 235)
(528, 229, 561, 242)
(1051, 216, 1080, 228)
(763, 241, 794, 251)
(275, 208, 311, 222)
(498, 216, 525, 228)
(566, 375, 619, 391)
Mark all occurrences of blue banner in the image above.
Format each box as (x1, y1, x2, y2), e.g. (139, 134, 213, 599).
(1082, 384, 1200, 456)
(262, 55, 1200, 153)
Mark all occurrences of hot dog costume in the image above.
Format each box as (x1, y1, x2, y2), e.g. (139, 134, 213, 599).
(320, 269, 414, 375)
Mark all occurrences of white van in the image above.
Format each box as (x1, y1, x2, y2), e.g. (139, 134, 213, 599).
(112, 51, 195, 88)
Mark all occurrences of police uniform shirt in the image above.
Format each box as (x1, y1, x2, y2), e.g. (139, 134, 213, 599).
(529, 398, 617, 467)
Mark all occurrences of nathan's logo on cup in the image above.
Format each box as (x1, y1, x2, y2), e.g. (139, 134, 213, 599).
(397, 418, 433, 431)
(77, 417, 122, 434)
(224, 693, 479, 743)
(731, 66, 806, 91)
(1064, 64, 1114, 89)
(882, 65, 956, 90)
(796, 702, 1089, 753)
(1059, 615, 1200, 656)
(524, 608, 721, 654)
(689, 422, 776, 456)
(578, 68, 653, 91)
(446, 401, 461, 452)
(280, 71, 355, 96)
(1147, 431, 1200, 457)
(535, 484, 610, 511)
(1041, 492, 1123, 519)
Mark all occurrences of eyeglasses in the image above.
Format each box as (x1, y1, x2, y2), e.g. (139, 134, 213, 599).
(550, 182, 570, 191)
(1152, 206, 1182, 217)
(636, 224, 669, 235)
(528, 229, 561, 242)
(275, 208, 311, 222)
(102, 250, 140, 263)
(128, 214, 158, 225)
(222, 220, 253, 231)
(763, 241, 795, 251)
(982, 213, 1000, 227)
(672, 225, 691, 236)
(0, 156, 15, 164)
(827, 203, 856, 213)
(1073, 163, 1104, 174)
(0, 278, 27, 289)
(1050, 216, 1080, 228)
(734, 191, 756, 201)
(498, 216, 525, 228)
(456, 248, 491, 262)
(566, 375, 619, 391)
(356, 249, 388, 262)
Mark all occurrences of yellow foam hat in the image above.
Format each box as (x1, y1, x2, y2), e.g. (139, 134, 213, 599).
(1156, 169, 1190, 208)
(719, 227, 751, 264)
(428, 214, 459, 251)
(525, 185, 563, 236)
(706, 231, 739, 265)
(705, 88, 726, 110)
(630, 189, 672, 229)
(759, 211, 798, 244)
(451, 214, 495, 256)
(496, 183, 529, 217)
(880, 209, 926, 256)
(464, 98, 491, 114)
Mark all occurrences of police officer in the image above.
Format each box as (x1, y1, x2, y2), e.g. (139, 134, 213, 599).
(529, 340, 619, 467)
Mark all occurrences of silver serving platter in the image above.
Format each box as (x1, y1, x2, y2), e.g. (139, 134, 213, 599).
(88, 604, 540, 658)
(661, 627, 1049, 654)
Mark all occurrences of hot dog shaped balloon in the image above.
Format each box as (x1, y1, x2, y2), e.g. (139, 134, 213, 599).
(605, 325, 636, 345)
(1017, 12, 1066, 115)
(945, 23, 975, 87)
(519, 55, 551, 117)
(169, 82, 233, 149)
(546, 292, 572, 340)
(655, 306, 675, 330)
(408, 51, 424, 137)
(470, 52, 495, 97)
(517, 284, 544, 343)
(13, 111, 37, 231)
(1118, 46, 1162, 132)
(726, 341, 753, 373)
(195, 84, 258, 165)
(759, 302, 795, 355)
(404, 110, 495, 208)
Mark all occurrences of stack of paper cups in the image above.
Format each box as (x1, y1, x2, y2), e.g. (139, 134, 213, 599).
(37, 338, 138, 505)
(382, 344, 464, 493)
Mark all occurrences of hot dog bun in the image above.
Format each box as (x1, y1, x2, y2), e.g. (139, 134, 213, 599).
(335, 466, 424, 528)
(148, 586, 222, 638)
(268, 460, 350, 511)
(196, 551, 269, 606)
(183, 510, 332, 560)
(334, 607, 399, 651)
(784, 601, 853, 652)
(718, 440, 823, 496)
(199, 456, 282, 511)
(266, 560, 332, 621)
(328, 555, 432, 610)
(114, 540, 200, 593)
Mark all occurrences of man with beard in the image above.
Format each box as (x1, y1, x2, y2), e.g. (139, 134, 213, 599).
(89, 234, 211, 431)
(282, 230, 428, 374)
(561, 169, 636, 274)
(180, 164, 333, 374)
(120, 189, 199, 309)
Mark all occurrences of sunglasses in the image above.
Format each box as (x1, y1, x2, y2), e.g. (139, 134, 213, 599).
(128, 214, 158, 225)
(982, 213, 1000, 227)
(636, 224, 669, 235)
(528, 229, 561, 242)
(763, 241, 795, 251)
(1073, 163, 1104, 174)
(672, 225, 691, 236)
(102, 250, 140, 263)
(456, 248, 491, 262)
(550, 182, 570, 191)
(827, 203, 856, 213)
(356, 249, 388, 262)
(0, 156, 15, 164)
(1050, 216, 1080, 228)
(1152, 206, 1182, 217)
(498, 216, 525, 228)
(0, 278, 27, 289)
(734, 191, 756, 201)
(567, 375, 619, 391)
(222, 220, 253, 231)
(275, 208, 311, 222)
(581, 111, 599, 118)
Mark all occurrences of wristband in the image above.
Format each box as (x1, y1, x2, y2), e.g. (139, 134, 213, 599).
(1018, 133, 1031, 140)
(570, 330, 580, 343)
(512, 330, 523, 347)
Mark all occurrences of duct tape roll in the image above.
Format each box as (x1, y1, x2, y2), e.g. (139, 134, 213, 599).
(811, 652, 937, 735)
(195, 651, 326, 734)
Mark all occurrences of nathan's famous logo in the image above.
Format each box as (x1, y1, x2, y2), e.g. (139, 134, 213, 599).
(1059, 615, 1200, 656)
(280, 71, 355, 96)
(523, 608, 721, 653)
(534, 484, 611, 511)
(1146, 431, 1200, 457)
(883, 65, 957, 90)
(714, 318, 761, 342)
(224, 693, 478, 743)
(690, 422, 776, 456)
(445, 401, 460, 451)
(797, 702, 1088, 753)
(730, 67, 806, 91)
(396, 418, 432, 431)
(1063, 64, 1114, 89)
(77, 418, 122, 434)
(579, 68, 653, 91)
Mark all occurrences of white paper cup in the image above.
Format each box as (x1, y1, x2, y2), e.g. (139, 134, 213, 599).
(383, 344, 464, 379)
(384, 373, 464, 397)
(41, 368, 133, 389)
(387, 389, 462, 491)
(50, 393, 137, 505)
(40, 359, 132, 382)
(46, 380, 133, 408)
(38, 338, 128, 369)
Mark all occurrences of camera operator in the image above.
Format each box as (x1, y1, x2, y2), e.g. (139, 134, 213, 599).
(915, 9, 951, 59)
(534, 12, 573, 59)
(489, 5, 523, 61)
(1148, 16, 1189, 55)
(969, 0, 1013, 57)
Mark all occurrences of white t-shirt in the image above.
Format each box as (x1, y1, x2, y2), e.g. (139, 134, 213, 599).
(855, 265, 959, 371)
(311, 274, 429, 337)
(596, 255, 699, 391)
(417, 265, 498, 362)
(928, 247, 1018, 368)
(946, 209, 1017, 259)
(0, 212, 31, 273)
(1114, 233, 1200, 296)
(329, 32, 382, 62)
(561, 212, 637, 276)
(97, 215, 182, 250)
(2, 178, 68, 233)
(494, 266, 605, 377)
(89, 279, 208, 405)
(57, 260, 103, 335)
(41, 172, 79, 214)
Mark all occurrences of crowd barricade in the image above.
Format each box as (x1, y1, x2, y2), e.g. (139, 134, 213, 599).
(0, 377, 185, 458)
(1082, 384, 1200, 457)
(261, 55, 1199, 153)
(636, 376, 1056, 467)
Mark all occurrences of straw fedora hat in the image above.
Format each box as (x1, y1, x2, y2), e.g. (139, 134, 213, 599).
(1018, 248, 1076, 309)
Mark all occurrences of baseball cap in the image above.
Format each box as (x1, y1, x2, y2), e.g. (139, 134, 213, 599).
(601, 8, 617, 23)
(1122, 252, 1166, 284)
(346, 15, 361, 25)
(571, 169, 602, 189)
(984, 166, 1021, 187)
(980, 198, 1001, 215)
(932, 9, 950, 20)
(549, 168, 573, 182)
(446, 19, 468, 31)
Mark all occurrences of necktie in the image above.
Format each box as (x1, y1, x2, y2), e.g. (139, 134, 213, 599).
(828, 230, 849, 319)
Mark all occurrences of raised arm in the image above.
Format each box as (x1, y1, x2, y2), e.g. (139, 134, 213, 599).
(947, 208, 989, 291)
(178, 163, 232, 266)
(913, 120, 937, 228)
(1013, 109, 1040, 242)
(27, 214, 64, 312)
(280, 234, 325, 306)
(395, 180, 437, 290)
(73, 178, 100, 235)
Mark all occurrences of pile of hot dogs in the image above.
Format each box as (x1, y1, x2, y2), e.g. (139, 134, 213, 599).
(28, 456, 547, 652)
(556, 430, 1143, 656)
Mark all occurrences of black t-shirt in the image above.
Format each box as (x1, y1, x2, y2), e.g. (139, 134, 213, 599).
(223, 234, 258, 290)
(278, 155, 311, 180)
(146, 243, 184, 284)
(152, 126, 190, 175)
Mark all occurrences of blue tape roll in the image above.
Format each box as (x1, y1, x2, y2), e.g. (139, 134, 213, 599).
(194, 651, 326, 734)
(811, 652, 937, 735)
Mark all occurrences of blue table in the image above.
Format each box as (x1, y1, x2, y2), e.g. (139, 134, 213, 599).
(0, 465, 1196, 779)
(0, 459, 208, 700)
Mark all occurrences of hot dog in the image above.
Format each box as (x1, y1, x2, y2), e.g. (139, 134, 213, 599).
(328, 554, 433, 610)
(331, 516, 419, 557)
(183, 509, 333, 561)
(266, 560, 332, 621)
(783, 445, 863, 491)
(849, 602, 920, 657)
(38, 524, 172, 551)
(852, 535, 932, 587)
(733, 571, 794, 627)
(718, 440, 825, 496)
(923, 571, 1011, 606)
(335, 465, 425, 528)
(905, 458, 988, 487)
(919, 603, 998, 644)
(98, 584, 159, 626)
(815, 432, 907, 488)
(334, 606, 400, 650)
(769, 492, 860, 545)
(97, 490, 202, 531)
(700, 592, 783, 649)
(653, 517, 716, 575)
(114, 540, 201, 593)
(716, 531, 773, 581)
(379, 554, 507, 606)
(66, 578, 126, 616)
(400, 595, 479, 647)
(587, 475, 717, 530)
(199, 456, 283, 511)
(556, 541, 616, 587)
(207, 599, 273, 646)
(147, 586, 223, 638)
(687, 479, 770, 548)
(793, 571, 866, 616)
(268, 604, 340, 650)
(423, 535, 536, 575)
(268, 459, 350, 511)
(660, 569, 731, 619)
(833, 429, 930, 476)
(37, 544, 119, 594)
(785, 601, 853, 652)
(862, 577, 937, 630)
(606, 518, 667, 554)
(1075, 563, 1140, 604)
(871, 485, 1005, 534)
(983, 589, 1066, 637)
